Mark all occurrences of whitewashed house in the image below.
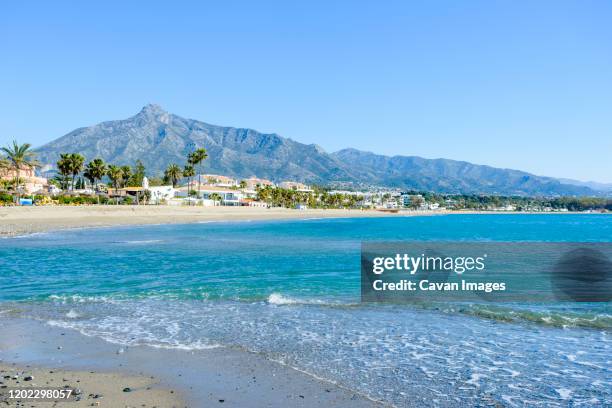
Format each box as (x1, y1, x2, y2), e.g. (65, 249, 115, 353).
(148, 186, 175, 204)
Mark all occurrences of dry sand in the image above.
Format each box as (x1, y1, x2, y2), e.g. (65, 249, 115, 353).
(0, 205, 410, 237)
(0, 362, 185, 407)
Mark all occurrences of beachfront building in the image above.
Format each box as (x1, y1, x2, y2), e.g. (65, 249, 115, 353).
(176, 185, 245, 206)
(149, 186, 176, 204)
(279, 181, 313, 193)
(244, 177, 274, 191)
(400, 193, 426, 209)
(240, 198, 268, 208)
(196, 174, 238, 188)
(107, 186, 176, 204)
(0, 165, 48, 194)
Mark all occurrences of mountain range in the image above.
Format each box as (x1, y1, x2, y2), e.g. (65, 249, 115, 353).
(34, 104, 602, 196)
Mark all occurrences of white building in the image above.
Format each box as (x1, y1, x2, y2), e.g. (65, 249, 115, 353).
(176, 186, 245, 206)
(279, 181, 313, 193)
(196, 174, 238, 188)
(148, 186, 175, 204)
(244, 177, 274, 191)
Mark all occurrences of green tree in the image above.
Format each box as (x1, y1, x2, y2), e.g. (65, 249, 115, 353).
(57, 153, 84, 191)
(107, 165, 123, 204)
(147, 177, 164, 187)
(120, 166, 132, 188)
(84, 158, 107, 204)
(129, 160, 146, 187)
(209, 192, 222, 206)
(1, 140, 39, 203)
(188, 148, 208, 198)
(69, 154, 85, 191)
(239, 180, 247, 189)
(56, 154, 73, 190)
(183, 164, 195, 204)
(164, 164, 182, 187)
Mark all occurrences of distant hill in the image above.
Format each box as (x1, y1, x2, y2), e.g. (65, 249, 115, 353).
(557, 178, 612, 194)
(331, 149, 596, 196)
(34, 104, 599, 196)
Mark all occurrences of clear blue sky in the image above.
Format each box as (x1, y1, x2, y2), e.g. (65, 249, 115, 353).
(1, 1, 610, 182)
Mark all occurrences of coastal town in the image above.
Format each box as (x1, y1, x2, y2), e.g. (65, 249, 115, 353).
(1, 141, 610, 213)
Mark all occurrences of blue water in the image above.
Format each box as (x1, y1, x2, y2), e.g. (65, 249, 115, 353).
(1, 214, 610, 407)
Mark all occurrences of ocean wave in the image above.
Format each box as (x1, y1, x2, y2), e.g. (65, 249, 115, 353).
(435, 303, 612, 330)
(117, 239, 164, 245)
(46, 319, 223, 351)
(48, 294, 125, 304)
(39, 292, 612, 330)
(267, 293, 300, 305)
(266, 293, 354, 307)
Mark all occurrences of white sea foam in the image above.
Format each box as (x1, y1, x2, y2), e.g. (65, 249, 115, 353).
(65, 309, 80, 318)
(120, 239, 164, 245)
(266, 293, 330, 306)
(466, 372, 486, 387)
(267, 293, 300, 305)
(556, 388, 573, 399)
(49, 294, 120, 304)
(46, 319, 222, 351)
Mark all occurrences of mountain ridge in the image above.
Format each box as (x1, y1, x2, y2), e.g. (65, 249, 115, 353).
(34, 104, 600, 196)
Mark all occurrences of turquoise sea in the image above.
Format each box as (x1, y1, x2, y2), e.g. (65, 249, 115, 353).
(1, 214, 610, 407)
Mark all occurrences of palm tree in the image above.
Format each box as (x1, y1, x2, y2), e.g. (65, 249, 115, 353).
(56, 154, 72, 190)
(188, 148, 208, 198)
(183, 164, 195, 204)
(239, 180, 247, 189)
(107, 165, 123, 204)
(209, 192, 222, 206)
(84, 158, 107, 204)
(1, 141, 39, 203)
(120, 166, 132, 188)
(69, 154, 85, 191)
(57, 153, 84, 191)
(164, 164, 182, 188)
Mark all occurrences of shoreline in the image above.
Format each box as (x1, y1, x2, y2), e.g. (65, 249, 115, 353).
(0, 205, 414, 237)
(1, 205, 605, 238)
(0, 317, 383, 407)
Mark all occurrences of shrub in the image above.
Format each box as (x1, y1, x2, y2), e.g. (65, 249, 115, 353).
(57, 195, 100, 205)
(0, 193, 14, 204)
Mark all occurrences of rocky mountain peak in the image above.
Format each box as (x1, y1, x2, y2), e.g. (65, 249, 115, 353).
(135, 104, 170, 123)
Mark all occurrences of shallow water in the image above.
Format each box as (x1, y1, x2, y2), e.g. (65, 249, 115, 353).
(1, 214, 610, 407)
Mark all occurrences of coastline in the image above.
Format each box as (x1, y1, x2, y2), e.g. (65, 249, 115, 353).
(0, 317, 383, 408)
(0, 205, 411, 237)
(1, 205, 604, 238)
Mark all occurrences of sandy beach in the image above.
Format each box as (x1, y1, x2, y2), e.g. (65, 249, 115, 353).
(0, 362, 185, 407)
(1, 206, 600, 238)
(0, 318, 382, 408)
(0, 205, 412, 237)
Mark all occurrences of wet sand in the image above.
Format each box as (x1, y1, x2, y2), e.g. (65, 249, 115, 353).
(0, 318, 383, 408)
